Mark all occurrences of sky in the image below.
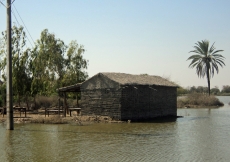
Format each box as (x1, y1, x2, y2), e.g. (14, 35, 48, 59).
(0, 0, 230, 90)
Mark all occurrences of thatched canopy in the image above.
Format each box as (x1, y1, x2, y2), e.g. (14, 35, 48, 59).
(57, 83, 82, 93)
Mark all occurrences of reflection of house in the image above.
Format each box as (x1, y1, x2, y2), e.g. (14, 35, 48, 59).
(58, 72, 178, 121)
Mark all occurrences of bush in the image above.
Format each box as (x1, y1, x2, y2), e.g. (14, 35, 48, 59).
(177, 93, 224, 108)
(35, 95, 60, 108)
(34, 95, 79, 109)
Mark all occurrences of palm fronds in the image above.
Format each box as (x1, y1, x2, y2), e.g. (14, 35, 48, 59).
(187, 40, 225, 95)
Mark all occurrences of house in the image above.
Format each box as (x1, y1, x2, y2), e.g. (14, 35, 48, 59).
(79, 72, 178, 121)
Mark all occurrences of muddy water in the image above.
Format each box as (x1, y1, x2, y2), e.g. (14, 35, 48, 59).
(0, 97, 230, 162)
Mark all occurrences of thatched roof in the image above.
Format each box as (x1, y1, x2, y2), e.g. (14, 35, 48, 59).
(100, 72, 178, 87)
(57, 72, 178, 92)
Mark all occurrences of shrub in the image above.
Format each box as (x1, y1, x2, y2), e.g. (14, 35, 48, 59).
(177, 97, 189, 108)
(34, 95, 79, 109)
(35, 95, 60, 108)
(177, 93, 224, 108)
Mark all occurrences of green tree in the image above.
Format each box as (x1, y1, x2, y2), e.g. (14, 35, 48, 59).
(177, 86, 188, 96)
(0, 27, 89, 108)
(31, 29, 67, 96)
(210, 86, 220, 95)
(196, 86, 204, 93)
(189, 86, 197, 93)
(0, 83, 6, 107)
(61, 40, 88, 102)
(0, 26, 32, 106)
(187, 40, 225, 96)
(62, 40, 88, 87)
(31, 30, 88, 105)
(221, 85, 230, 93)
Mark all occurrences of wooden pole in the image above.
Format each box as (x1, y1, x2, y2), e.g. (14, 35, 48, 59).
(64, 93, 67, 117)
(6, 0, 14, 130)
(58, 97, 60, 116)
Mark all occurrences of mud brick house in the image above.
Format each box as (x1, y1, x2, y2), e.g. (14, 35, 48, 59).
(79, 72, 178, 121)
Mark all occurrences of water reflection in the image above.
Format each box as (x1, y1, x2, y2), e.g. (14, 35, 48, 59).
(4, 131, 14, 162)
(0, 96, 229, 162)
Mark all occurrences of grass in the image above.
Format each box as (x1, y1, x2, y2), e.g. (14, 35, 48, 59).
(177, 93, 224, 108)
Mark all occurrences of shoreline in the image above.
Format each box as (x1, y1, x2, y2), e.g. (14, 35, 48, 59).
(0, 113, 125, 125)
(0, 112, 181, 124)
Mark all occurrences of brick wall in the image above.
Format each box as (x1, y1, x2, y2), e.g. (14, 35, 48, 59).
(80, 88, 122, 120)
(120, 85, 177, 121)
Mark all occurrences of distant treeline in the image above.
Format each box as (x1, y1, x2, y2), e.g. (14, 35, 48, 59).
(177, 85, 230, 96)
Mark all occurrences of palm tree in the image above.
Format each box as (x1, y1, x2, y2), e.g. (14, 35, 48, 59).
(187, 40, 225, 96)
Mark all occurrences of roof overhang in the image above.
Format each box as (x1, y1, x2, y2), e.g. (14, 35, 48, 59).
(57, 83, 82, 93)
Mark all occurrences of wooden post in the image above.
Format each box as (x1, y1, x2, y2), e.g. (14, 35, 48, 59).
(64, 93, 67, 117)
(58, 97, 60, 116)
(77, 92, 79, 107)
(6, 0, 14, 130)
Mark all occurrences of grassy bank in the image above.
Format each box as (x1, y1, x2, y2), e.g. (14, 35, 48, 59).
(177, 93, 224, 108)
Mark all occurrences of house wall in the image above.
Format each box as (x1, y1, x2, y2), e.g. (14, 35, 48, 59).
(80, 88, 122, 120)
(120, 85, 177, 121)
(80, 73, 122, 119)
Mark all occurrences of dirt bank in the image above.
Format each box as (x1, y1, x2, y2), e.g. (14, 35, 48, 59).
(0, 112, 124, 125)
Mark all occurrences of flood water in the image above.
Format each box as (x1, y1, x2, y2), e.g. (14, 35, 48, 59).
(0, 96, 230, 162)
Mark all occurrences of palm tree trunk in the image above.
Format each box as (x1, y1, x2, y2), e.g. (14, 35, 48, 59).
(207, 69, 211, 96)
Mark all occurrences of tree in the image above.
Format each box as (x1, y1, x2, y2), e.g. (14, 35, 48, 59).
(187, 40, 225, 96)
(177, 86, 188, 96)
(221, 85, 230, 94)
(210, 86, 220, 95)
(1, 27, 89, 108)
(61, 40, 88, 102)
(31, 29, 67, 96)
(0, 26, 32, 106)
(61, 40, 88, 87)
(31, 30, 88, 104)
(189, 86, 197, 93)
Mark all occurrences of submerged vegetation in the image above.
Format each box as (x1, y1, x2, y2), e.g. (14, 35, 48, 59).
(177, 93, 224, 108)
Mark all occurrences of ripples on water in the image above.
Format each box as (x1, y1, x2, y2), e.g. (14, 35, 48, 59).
(0, 96, 230, 162)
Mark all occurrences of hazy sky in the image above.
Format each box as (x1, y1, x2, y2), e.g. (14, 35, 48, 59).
(0, 0, 229, 89)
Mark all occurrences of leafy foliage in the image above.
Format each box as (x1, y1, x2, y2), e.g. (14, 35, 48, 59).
(31, 29, 67, 96)
(0, 26, 31, 105)
(0, 26, 88, 108)
(61, 40, 88, 87)
(221, 85, 230, 93)
(177, 87, 188, 96)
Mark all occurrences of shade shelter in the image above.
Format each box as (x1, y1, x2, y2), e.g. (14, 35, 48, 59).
(57, 83, 81, 117)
